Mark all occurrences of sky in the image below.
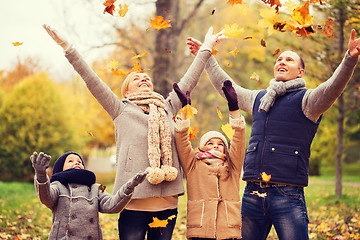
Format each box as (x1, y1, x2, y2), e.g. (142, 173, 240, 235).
(0, 0, 154, 81)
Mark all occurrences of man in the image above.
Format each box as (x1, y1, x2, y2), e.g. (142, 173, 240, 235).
(187, 29, 359, 239)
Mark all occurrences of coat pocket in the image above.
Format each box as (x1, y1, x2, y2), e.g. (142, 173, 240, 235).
(224, 200, 242, 227)
(266, 142, 301, 176)
(244, 142, 259, 171)
(186, 200, 205, 228)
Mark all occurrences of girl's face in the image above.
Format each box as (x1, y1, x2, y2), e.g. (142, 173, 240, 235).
(63, 154, 84, 171)
(204, 137, 225, 153)
(125, 73, 153, 97)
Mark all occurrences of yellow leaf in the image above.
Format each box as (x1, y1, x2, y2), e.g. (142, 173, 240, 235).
(261, 172, 272, 182)
(150, 16, 172, 30)
(130, 60, 143, 73)
(12, 42, 23, 46)
(188, 126, 199, 141)
(224, 24, 244, 38)
(148, 217, 169, 228)
(221, 123, 234, 140)
(180, 104, 198, 119)
(217, 107, 223, 120)
(230, 47, 238, 57)
(250, 72, 259, 81)
(131, 52, 148, 60)
(168, 215, 176, 220)
(118, 4, 129, 17)
(227, 0, 243, 5)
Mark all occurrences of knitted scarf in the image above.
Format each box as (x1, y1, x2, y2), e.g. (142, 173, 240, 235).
(196, 149, 226, 165)
(50, 169, 96, 187)
(259, 78, 306, 112)
(127, 92, 178, 184)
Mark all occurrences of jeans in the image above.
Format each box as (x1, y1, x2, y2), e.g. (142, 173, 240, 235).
(241, 182, 309, 240)
(118, 208, 178, 240)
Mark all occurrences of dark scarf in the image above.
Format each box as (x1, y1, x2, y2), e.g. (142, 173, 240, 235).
(50, 151, 96, 187)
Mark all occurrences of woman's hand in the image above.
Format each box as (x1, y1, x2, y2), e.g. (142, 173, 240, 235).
(43, 24, 73, 53)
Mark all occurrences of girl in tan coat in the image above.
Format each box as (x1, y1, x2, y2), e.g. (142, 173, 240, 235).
(173, 80, 246, 240)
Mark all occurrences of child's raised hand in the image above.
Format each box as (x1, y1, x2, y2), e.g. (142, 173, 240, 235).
(123, 170, 148, 195)
(173, 82, 191, 108)
(30, 152, 51, 182)
(222, 80, 239, 111)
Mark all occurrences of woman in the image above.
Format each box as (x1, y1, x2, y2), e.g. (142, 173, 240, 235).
(43, 24, 226, 240)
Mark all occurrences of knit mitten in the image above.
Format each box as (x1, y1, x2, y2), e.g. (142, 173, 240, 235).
(123, 170, 148, 195)
(222, 80, 239, 111)
(30, 152, 51, 183)
(173, 82, 191, 107)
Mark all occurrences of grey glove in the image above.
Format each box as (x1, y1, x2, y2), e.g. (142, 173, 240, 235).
(124, 170, 148, 195)
(30, 152, 51, 183)
(199, 26, 227, 52)
(43, 24, 73, 53)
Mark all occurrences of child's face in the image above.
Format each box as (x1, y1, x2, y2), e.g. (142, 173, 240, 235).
(63, 154, 85, 171)
(204, 137, 225, 154)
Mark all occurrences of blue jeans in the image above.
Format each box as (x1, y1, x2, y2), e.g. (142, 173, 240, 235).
(118, 208, 177, 240)
(241, 182, 309, 240)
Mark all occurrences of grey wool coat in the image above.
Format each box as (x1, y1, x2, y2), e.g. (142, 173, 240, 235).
(35, 177, 133, 239)
(65, 48, 213, 199)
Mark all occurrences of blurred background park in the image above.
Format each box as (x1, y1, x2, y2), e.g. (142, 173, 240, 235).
(0, 0, 359, 239)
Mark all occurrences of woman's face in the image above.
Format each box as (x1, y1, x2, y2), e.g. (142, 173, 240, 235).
(204, 137, 225, 154)
(125, 73, 153, 97)
(63, 154, 84, 171)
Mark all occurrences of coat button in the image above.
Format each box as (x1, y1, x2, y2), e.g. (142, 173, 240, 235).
(271, 148, 275, 151)
(295, 151, 299, 154)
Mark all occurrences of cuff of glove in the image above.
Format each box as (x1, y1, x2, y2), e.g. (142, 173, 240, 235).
(174, 118, 190, 131)
(199, 45, 212, 53)
(230, 115, 246, 129)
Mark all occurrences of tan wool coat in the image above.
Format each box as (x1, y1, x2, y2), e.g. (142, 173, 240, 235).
(174, 117, 246, 239)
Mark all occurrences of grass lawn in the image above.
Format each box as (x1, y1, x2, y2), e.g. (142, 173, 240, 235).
(0, 175, 359, 240)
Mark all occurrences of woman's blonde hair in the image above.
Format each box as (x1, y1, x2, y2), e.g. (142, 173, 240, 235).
(121, 72, 141, 98)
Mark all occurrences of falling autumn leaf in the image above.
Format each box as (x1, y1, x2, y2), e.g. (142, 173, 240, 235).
(98, 184, 106, 193)
(230, 47, 239, 57)
(107, 60, 127, 75)
(118, 4, 129, 17)
(148, 215, 176, 228)
(273, 48, 280, 56)
(217, 107, 223, 120)
(260, 0, 282, 8)
(211, 8, 216, 15)
(165, 48, 171, 53)
(243, 36, 253, 40)
(221, 123, 235, 140)
(261, 172, 272, 182)
(227, 0, 243, 5)
(211, 48, 218, 55)
(260, 39, 267, 47)
(103, 0, 116, 15)
(12, 42, 23, 46)
(286, 1, 315, 37)
(130, 60, 143, 73)
(88, 131, 94, 137)
(322, 18, 334, 38)
(150, 16, 172, 30)
(258, 8, 286, 35)
(224, 24, 244, 38)
(131, 52, 148, 60)
(180, 104, 198, 120)
(188, 126, 199, 141)
(250, 72, 259, 82)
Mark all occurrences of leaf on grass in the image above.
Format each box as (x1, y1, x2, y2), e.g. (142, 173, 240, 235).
(221, 123, 235, 140)
(227, 0, 243, 5)
(118, 4, 129, 17)
(188, 126, 199, 141)
(224, 24, 244, 38)
(12, 42, 23, 46)
(150, 16, 172, 30)
(217, 107, 223, 120)
(261, 172, 272, 182)
(321, 18, 334, 38)
(148, 215, 176, 228)
(230, 47, 238, 57)
(180, 104, 198, 120)
(131, 52, 148, 60)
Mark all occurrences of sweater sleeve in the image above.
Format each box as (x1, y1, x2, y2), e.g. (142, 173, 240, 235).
(65, 49, 123, 120)
(99, 184, 133, 214)
(205, 56, 259, 114)
(302, 50, 359, 122)
(34, 176, 60, 210)
(166, 50, 212, 114)
(228, 115, 246, 172)
(173, 119, 197, 175)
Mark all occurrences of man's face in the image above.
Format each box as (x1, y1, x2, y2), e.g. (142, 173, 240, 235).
(274, 51, 304, 81)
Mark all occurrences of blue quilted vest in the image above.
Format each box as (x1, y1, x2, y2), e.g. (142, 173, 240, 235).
(242, 89, 322, 186)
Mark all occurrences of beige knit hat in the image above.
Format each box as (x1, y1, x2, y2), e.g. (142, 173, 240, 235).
(200, 131, 228, 149)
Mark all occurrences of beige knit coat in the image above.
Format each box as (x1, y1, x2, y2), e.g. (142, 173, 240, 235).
(174, 117, 246, 239)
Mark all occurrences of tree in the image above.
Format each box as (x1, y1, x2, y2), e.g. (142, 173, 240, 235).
(0, 73, 84, 181)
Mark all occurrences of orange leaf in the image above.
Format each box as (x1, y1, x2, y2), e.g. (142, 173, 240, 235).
(131, 52, 148, 60)
(118, 4, 129, 17)
(180, 104, 198, 120)
(260, 0, 282, 8)
(227, 0, 243, 5)
(261, 172, 272, 182)
(211, 48, 218, 55)
(217, 107, 223, 120)
(130, 60, 143, 73)
(273, 48, 280, 56)
(221, 123, 235, 140)
(322, 18, 335, 38)
(12, 42, 23, 46)
(103, 0, 116, 15)
(188, 126, 199, 141)
(150, 16, 172, 30)
(230, 47, 238, 57)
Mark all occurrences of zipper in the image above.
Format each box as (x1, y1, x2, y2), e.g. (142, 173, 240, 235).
(259, 112, 269, 179)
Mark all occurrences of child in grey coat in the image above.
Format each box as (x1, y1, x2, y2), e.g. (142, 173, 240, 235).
(31, 151, 147, 240)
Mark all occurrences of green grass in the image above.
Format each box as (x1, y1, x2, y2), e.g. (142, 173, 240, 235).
(1, 176, 359, 240)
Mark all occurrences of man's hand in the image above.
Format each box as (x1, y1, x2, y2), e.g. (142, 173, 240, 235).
(348, 29, 360, 58)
